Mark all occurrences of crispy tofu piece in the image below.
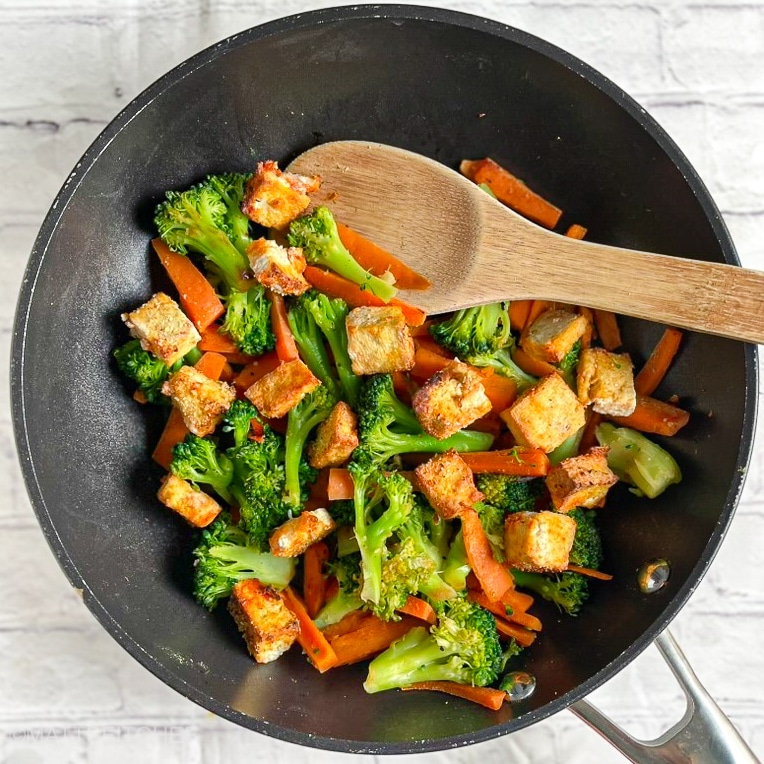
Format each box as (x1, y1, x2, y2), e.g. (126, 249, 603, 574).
(346, 306, 415, 375)
(269, 508, 337, 558)
(577, 347, 637, 417)
(247, 237, 310, 296)
(307, 401, 359, 468)
(156, 473, 222, 527)
(244, 358, 321, 420)
(546, 446, 618, 512)
(121, 292, 201, 366)
(521, 309, 589, 364)
(500, 373, 586, 453)
(414, 450, 484, 520)
(241, 160, 320, 230)
(504, 510, 577, 572)
(162, 365, 236, 437)
(228, 579, 299, 664)
(411, 359, 492, 439)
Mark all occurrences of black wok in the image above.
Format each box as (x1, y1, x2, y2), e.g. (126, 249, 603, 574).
(11, 5, 758, 757)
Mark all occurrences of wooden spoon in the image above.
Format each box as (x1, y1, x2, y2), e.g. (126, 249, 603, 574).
(289, 140, 764, 343)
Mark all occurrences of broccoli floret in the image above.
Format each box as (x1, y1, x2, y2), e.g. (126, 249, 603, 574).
(511, 569, 589, 616)
(220, 285, 275, 357)
(314, 552, 364, 629)
(170, 433, 235, 504)
(363, 595, 502, 692)
(113, 339, 179, 404)
(441, 527, 471, 592)
(557, 339, 581, 389)
(568, 508, 603, 570)
(287, 206, 398, 302)
(327, 499, 355, 528)
(355, 374, 494, 467)
(473, 502, 507, 562)
(475, 474, 545, 514)
(221, 399, 261, 449)
(596, 422, 682, 499)
(205, 172, 252, 254)
(192, 512, 296, 609)
(430, 302, 511, 357)
(467, 344, 538, 393)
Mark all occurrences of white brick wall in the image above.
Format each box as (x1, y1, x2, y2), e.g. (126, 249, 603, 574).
(1, 1, 763, 762)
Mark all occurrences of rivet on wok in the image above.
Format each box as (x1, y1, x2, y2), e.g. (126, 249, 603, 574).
(637, 558, 671, 594)
(501, 671, 537, 702)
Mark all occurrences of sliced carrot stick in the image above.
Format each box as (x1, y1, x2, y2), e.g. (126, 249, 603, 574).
(578, 410, 603, 452)
(267, 291, 299, 363)
(233, 351, 281, 393)
(578, 306, 596, 349)
(193, 351, 228, 381)
(565, 223, 588, 240)
(152, 238, 225, 331)
(329, 615, 419, 667)
(566, 564, 614, 581)
(481, 373, 518, 414)
(494, 617, 537, 647)
(199, 324, 258, 363)
(303, 541, 330, 618)
(320, 609, 373, 642)
(410, 345, 450, 381)
(410, 320, 437, 337)
(460, 448, 550, 477)
(499, 586, 535, 615)
(414, 336, 455, 358)
(634, 327, 684, 397)
(397, 595, 437, 625)
(336, 221, 431, 290)
(511, 347, 557, 378)
(303, 266, 427, 326)
(509, 300, 532, 334)
(609, 394, 690, 436)
(461, 508, 514, 602)
(507, 610, 543, 632)
(525, 300, 554, 328)
(282, 586, 338, 673)
(461, 158, 562, 229)
(467, 589, 539, 645)
(402, 681, 506, 711)
(593, 310, 622, 351)
(327, 468, 355, 501)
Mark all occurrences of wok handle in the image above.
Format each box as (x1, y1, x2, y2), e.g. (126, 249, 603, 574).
(569, 629, 760, 763)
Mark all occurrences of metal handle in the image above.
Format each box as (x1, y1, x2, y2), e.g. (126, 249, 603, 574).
(569, 629, 760, 763)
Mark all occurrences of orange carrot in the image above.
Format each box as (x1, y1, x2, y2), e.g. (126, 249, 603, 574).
(507, 610, 543, 632)
(336, 221, 431, 290)
(511, 347, 557, 378)
(494, 617, 537, 647)
(329, 615, 419, 667)
(578, 410, 603, 452)
(567, 564, 614, 581)
(327, 468, 355, 501)
(565, 223, 588, 240)
(525, 299, 554, 328)
(609, 394, 690, 436)
(282, 586, 338, 673)
(509, 300, 532, 334)
(634, 327, 684, 397)
(481, 373, 518, 413)
(402, 681, 506, 711)
(397, 595, 437, 624)
(460, 448, 550, 477)
(303, 541, 330, 618)
(461, 508, 514, 602)
(198, 324, 255, 364)
(193, 351, 228, 381)
(320, 610, 374, 642)
(593, 310, 622, 351)
(233, 351, 281, 393)
(499, 586, 535, 615)
(411, 345, 450, 380)
(461, 158, 562, 229)
(303, 265, 427, 326)
(268, 291, 299, 363)
(410, 320, 437, 337)
(578, 306, 596, 348)
(413, 336, 454, 358)
(468, 589, 538, 646)
(152, 238, 225, 331)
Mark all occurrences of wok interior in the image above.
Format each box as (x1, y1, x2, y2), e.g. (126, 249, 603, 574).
(15, 8, 753, 753)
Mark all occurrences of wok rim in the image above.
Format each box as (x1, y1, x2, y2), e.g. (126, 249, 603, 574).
(10, 3, 759, 754)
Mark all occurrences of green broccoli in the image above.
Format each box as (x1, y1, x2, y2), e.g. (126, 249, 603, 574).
(363, 595, 502, 692)
(205, 172, 252, 254)
(170, 433, 235, 504)
(511, 569, 590, 616)
(467, 344, 538, 393)
(219, 285, 275, 357)
(113, 339, 178, 404)
(221, 399, 261, 449)
(441, 527, 471, 592)
(192, 512, 296, 609)
(475, 474, 545, 514)
(430, 302, 511, 357)
(557, 339, 582, 389)
(473, 502, 507, 562)
(568, 508, 603, 570)
(314, 552, 365, 629)
(288, 206, 398, 302)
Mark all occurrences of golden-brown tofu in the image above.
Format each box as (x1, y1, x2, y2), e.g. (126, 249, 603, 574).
(247, 237, 310, 296)
(228, 579, 299, 664)
(345, 306, 415, 375)
(269, 508, 337, 558)
(121, 292, 201, 366)
(162, 365, 236, 437)
(414, 450, 484, 520)
(520, 309, 589, 364)
(411, 359, 493, 440)
(504, 510, 577, 572)
(241, 160, 320, 230)
(577, 347, 637, 417)
(545, 446, 618, 512)
(156, 473, 222, 527)
(307, 401, 359, 468)
(500, 373, 586, 453)
(244, 359, 321, 420)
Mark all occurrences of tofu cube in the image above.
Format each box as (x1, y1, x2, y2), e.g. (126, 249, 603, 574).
(156, 473, 222, 527)
(504, 510, 577, 572)
(500, 373, 586, 453)
(414, 450, 484, 520)
(162, 365, 236, 437)
(545, 446, 618, 512)
(308, 401, 359, 468)
(121, 292, 201, 366)
(346, 306, 415, 375)
(227, 579, 299, 664)
(577, 347, 637, 417)
(411, 359, 493, 440)
(269, 507, 337, 558)
(248, 237, 310, 296)
(244, 358, 321, 420)
(241, 160, 320, 230)
(520, 309, 589, 364)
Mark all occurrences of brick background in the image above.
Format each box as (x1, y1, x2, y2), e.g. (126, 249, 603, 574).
(2, 1, 763, 762)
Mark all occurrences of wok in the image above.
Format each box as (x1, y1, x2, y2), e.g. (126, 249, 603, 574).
(10, 4, 759, 759)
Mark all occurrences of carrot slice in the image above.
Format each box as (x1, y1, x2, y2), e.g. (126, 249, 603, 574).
(567, 564, 614, 581)
(282, 586, 339, 673)
(461, 508, 514, 602)
(402, 681, 506, 711)
(507, 610, 543, 632)
(524, 300, 554, 328)
(578, 306, 595, 349)
(564, 223, 588, 240)
(511, 347, 557, 378)
(303, 265, 427, 326)
(327, 468, 355, 501)
(593, 310, 622, 351)
(303, 541, 330, 618)
(460, 448, 550, 477)
(198, 323, 256, 366)
(609, 394, 690, 436)
(233, 351, 281, 393)
(494, 617, 537, 647)
(337, 221, 431, 290)
(414, 336, 455, 358)
(578, 410, 603, 452)
(268, 291, 299, 363)
(152, 238, 225, 331)
(193, 351, 228, 381)
(634, 327, 684, 397)
(397, 595, 437, 624)
(509, 300, 532, 334)
(321, 610, 374, 642)
(329, 615, 419, 667)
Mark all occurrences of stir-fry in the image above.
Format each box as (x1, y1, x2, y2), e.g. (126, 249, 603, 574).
(113, 156, 688, 710)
